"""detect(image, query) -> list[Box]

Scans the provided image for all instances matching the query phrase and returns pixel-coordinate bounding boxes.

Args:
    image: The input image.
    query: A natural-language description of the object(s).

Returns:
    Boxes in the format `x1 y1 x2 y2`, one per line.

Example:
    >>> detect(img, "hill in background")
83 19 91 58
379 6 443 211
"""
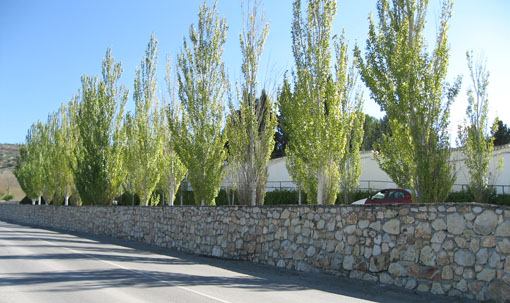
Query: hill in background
0 144 24 201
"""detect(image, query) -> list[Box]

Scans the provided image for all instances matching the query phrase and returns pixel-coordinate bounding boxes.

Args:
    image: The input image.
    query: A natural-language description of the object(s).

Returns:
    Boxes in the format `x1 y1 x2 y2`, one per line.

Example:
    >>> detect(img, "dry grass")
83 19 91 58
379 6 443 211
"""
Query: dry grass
0 144 24 201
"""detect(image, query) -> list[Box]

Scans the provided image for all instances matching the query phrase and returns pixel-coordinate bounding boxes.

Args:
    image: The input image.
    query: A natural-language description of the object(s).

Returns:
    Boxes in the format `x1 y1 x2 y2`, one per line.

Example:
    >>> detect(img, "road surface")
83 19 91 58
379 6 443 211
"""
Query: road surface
0 220 473 303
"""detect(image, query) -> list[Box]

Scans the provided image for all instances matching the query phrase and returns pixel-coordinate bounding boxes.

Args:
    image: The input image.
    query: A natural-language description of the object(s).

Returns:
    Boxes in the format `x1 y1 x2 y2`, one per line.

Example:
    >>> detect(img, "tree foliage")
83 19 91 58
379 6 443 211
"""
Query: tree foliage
170 0 229 206
14 125 44 204
280 0 363 205
355 0 460 203
362 114 389 151
74 49 128 205
52 101 78 205
159 98 187 206
339 108 365 204
226 1 276 206
457 51 499 203
124 35 164 206
492 119 510 147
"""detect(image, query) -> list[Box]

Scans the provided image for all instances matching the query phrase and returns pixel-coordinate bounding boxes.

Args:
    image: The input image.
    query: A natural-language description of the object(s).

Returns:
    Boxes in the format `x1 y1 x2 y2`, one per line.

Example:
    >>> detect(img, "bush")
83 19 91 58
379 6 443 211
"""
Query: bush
264 190 302 205
445 190 473 203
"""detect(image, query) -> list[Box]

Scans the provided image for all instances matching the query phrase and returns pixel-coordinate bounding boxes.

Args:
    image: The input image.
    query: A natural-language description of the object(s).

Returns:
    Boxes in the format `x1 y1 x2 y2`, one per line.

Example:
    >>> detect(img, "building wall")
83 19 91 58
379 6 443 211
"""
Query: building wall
1 204 509 302
261 144 510 194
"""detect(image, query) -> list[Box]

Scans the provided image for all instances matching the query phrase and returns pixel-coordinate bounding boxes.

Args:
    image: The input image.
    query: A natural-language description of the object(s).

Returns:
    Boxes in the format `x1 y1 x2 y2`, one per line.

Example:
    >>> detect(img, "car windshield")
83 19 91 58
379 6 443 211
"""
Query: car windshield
372 191 385 200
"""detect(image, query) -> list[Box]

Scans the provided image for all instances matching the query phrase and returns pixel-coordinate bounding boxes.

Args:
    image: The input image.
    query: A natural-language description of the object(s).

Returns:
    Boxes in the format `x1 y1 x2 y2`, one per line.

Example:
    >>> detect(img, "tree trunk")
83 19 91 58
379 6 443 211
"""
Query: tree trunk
201 199 204 206
31 199 36 205
38 195 41 205
65 196 69 206
250 182 257 206
298 187 302 205
169 187 174 206
317 172 325 205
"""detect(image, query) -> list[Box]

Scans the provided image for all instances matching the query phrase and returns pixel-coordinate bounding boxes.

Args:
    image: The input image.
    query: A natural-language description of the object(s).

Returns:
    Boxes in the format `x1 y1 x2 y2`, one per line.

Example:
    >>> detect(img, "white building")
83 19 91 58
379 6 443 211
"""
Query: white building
259 144 510 194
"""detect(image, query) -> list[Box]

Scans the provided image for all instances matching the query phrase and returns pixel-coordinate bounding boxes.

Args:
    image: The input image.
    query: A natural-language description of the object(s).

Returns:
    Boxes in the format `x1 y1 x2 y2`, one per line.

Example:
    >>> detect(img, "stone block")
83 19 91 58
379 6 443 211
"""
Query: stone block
431 231 446 244
470 238 480 253
343 255 355 270
400 245 418 262
379 273 394 284
358 219 369 229
447 213 465 235
474 210 498 235
420 266 441 281
455 279 468 292
369 221 381 231
477 268 496 282
382 219 400 235
442 265 454 280
405 278 417 289
416 222 432 239
368 254 390 272
476 248 489 264
343 225 356 234
496 220 510 237
417 282 431 292
497 238 510 254
372 245 381 256
431 282 444 295
454 249 475 267
420 246 436 266
437 250 451 266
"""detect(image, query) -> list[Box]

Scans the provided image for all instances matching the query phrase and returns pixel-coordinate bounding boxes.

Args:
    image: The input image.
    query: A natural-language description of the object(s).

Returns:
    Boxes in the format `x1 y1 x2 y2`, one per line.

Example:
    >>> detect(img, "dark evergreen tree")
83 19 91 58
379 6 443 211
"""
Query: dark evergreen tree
492 119 510 146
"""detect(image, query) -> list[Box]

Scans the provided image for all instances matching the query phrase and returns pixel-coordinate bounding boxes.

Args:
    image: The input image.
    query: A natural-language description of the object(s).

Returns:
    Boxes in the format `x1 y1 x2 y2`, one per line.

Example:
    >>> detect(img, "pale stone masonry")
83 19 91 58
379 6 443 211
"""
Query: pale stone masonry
0 203 509 302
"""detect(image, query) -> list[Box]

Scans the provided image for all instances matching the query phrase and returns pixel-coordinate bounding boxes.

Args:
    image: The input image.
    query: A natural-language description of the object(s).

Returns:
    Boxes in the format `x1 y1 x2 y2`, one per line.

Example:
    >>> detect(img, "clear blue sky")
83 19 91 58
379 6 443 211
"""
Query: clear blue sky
1 0 509 144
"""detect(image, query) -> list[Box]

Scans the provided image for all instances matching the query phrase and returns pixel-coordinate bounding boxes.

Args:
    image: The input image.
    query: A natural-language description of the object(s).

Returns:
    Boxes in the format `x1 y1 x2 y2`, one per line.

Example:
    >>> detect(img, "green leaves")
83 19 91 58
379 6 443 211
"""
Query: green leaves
74 49 128 205
124 35 165 206
226 1 276 206
457 51 499 203
281 0 363 205
171 0 229 206
356 0 458 203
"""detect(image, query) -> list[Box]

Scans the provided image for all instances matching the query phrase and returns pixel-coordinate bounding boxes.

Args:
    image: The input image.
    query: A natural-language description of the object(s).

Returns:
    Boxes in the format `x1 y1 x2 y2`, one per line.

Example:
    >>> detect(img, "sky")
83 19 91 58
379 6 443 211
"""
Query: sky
1 0 509 144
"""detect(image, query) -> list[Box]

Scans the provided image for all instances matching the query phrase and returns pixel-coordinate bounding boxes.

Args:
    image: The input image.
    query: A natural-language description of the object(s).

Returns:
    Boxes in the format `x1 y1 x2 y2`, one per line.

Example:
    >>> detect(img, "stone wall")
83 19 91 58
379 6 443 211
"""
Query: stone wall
0 203 509 302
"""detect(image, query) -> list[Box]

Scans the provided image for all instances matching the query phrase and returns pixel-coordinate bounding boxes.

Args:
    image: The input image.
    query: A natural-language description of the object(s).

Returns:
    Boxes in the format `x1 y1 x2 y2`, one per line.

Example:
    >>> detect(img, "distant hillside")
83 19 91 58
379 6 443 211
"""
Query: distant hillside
0 144 23 201
0 143 19 170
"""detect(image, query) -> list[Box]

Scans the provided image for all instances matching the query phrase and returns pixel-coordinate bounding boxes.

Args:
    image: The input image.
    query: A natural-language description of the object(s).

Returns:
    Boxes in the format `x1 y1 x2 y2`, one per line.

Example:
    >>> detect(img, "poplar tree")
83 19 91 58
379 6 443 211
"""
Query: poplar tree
170 0 229 206
355 0 461 203
280 0 362 205
159 89 187 206
74 49 128 205
339 106 365 204
457 51 499 203
50 101 77 205
14 145 38 205
15 122 47 205
40 119 56 204
226 1 276 206
122 114 137 205
125 35 164 206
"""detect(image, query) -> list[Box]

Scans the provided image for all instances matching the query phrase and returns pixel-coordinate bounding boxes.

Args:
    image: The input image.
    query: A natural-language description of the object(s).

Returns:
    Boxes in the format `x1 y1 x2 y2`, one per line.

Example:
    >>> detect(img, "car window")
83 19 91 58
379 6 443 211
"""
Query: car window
389 191 404 199
372 191 385 200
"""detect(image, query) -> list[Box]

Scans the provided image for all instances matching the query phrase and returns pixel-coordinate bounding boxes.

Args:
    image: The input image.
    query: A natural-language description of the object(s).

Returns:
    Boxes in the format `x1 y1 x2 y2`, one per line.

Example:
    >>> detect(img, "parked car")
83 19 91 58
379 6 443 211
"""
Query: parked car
351 188 412 205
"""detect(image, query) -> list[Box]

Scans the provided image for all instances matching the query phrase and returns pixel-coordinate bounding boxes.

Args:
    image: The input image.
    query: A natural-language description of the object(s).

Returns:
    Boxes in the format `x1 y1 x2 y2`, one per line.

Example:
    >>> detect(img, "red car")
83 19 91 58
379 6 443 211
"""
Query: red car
353 188 413 205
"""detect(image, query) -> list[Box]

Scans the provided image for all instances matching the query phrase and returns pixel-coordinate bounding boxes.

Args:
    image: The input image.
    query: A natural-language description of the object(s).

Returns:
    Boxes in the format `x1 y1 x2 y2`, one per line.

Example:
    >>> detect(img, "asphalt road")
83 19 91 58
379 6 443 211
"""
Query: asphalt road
0 220 474 303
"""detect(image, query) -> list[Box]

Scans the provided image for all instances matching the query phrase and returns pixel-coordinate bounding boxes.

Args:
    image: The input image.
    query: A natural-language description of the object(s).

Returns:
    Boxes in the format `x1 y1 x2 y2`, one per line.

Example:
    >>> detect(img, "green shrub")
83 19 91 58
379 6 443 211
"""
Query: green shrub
264 189 302 205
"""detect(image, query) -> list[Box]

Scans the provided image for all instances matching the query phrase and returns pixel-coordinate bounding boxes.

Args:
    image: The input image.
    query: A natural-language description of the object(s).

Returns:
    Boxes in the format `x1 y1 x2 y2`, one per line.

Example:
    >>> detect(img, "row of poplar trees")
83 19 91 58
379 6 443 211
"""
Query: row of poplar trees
15 0 496 206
